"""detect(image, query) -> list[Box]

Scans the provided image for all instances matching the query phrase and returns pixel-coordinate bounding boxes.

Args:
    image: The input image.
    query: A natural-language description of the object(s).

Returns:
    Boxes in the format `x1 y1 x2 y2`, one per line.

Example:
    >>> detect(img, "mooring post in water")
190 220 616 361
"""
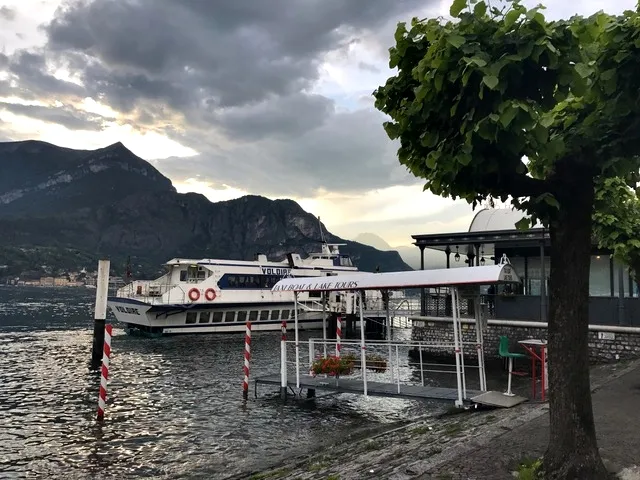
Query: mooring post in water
243 321 252 400
91 259 110 370
335 315 342 358
96 324 112 421
280 318 287 400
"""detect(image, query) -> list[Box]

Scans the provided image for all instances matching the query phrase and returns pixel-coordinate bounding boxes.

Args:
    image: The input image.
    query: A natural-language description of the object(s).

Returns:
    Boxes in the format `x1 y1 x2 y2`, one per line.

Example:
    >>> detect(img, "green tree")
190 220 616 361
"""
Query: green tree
374 1 640 478
593 177 640 286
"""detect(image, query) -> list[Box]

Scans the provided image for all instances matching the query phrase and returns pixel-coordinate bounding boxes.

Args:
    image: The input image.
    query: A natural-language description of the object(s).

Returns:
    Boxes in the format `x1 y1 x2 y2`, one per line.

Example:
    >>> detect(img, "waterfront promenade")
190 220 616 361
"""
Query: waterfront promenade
242 359 640 479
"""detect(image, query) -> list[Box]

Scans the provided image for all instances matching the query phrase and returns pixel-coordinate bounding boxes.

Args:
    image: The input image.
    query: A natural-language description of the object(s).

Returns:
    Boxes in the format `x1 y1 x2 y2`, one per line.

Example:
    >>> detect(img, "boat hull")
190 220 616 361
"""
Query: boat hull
107 297 327 336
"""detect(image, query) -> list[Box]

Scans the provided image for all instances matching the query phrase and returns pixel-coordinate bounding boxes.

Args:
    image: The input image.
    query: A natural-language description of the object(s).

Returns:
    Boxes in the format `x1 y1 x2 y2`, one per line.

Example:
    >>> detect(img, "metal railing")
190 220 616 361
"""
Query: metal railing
279 336 486 406
114 281 191 305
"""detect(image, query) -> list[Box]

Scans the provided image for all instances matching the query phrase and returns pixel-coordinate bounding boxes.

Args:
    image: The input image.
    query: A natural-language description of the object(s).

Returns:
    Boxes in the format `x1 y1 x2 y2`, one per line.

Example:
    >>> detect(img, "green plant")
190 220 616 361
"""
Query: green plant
307 461 329 472
443 422 463 436
516 457 543 479
363 439 382 451
410 425 432 435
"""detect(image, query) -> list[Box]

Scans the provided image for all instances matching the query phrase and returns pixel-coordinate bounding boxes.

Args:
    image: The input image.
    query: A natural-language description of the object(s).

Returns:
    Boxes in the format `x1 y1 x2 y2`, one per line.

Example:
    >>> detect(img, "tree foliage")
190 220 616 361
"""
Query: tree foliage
373 0 640 226
593 177 640 280
373 1 640 478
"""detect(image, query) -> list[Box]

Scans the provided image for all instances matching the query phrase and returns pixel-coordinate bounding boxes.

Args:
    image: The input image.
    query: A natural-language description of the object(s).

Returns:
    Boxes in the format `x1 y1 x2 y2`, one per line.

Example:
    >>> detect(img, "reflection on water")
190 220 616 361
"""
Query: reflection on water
0 287 441 479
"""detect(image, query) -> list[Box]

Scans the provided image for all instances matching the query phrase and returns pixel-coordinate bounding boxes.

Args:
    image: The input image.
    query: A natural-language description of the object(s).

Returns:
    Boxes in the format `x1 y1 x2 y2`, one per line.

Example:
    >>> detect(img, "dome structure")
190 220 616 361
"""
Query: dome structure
468 208 542 233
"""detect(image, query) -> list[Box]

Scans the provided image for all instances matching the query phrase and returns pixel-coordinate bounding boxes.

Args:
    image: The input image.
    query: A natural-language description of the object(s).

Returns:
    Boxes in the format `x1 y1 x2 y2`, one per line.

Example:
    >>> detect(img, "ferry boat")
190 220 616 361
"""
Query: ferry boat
107 243 386 336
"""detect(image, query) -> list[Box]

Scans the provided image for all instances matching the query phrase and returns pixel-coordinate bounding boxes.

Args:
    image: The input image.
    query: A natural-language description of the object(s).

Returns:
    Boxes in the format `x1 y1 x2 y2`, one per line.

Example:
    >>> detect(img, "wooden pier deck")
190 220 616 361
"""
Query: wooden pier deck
255 374 481 403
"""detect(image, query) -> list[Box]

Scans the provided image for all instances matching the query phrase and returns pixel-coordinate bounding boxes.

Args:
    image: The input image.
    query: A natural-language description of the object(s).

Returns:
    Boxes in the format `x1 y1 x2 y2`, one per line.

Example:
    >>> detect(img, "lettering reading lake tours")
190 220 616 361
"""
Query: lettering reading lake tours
262 267 291 276
115 305 140 315
272 280 360 292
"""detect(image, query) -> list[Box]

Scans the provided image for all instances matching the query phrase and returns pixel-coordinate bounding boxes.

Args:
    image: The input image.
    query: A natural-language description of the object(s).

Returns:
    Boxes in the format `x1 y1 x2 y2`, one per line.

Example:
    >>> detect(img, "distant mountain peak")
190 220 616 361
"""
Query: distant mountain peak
354 232 392 251
94 141 134 156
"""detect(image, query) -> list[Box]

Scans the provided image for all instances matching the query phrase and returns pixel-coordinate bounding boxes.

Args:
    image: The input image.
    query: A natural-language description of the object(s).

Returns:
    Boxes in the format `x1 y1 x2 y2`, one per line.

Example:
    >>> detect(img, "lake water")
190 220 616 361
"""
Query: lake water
0 287 441 479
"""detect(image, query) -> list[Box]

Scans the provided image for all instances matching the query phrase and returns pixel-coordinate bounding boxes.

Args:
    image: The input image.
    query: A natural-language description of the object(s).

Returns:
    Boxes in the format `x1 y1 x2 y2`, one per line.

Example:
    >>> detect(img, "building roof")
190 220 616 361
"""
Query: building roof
271 264 520 292
468 208 542 233
412 208 546 254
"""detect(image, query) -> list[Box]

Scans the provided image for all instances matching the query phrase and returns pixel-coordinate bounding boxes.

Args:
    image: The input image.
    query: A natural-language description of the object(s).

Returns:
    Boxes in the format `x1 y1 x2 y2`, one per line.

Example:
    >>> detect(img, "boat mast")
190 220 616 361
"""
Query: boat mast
318 216 326 244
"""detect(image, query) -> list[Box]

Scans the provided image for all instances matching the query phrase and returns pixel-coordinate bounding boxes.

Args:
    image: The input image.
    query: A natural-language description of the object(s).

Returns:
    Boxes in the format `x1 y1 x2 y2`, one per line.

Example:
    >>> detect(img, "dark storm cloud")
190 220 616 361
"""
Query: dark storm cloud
152 108 415 196
44 0 418 110
0 5 16 21
0 102 113 131
212 93 335 140
2 0 435 193
2 51 85 100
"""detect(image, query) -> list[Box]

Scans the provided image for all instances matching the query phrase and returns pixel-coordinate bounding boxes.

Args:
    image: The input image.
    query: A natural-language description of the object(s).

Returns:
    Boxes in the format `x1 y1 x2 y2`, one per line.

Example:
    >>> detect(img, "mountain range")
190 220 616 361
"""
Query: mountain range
0 140 411 278
352 233 449 270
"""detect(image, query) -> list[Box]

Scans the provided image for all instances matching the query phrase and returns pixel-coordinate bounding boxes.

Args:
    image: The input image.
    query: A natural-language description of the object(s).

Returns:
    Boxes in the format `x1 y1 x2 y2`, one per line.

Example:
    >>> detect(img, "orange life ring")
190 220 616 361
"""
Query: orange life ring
205 288 217 301
188 288 200 302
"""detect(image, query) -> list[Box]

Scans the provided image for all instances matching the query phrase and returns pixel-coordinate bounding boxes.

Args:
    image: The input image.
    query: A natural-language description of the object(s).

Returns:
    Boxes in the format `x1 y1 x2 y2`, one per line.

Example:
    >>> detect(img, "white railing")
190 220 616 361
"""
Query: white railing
279 337 486 406
115 282 189 305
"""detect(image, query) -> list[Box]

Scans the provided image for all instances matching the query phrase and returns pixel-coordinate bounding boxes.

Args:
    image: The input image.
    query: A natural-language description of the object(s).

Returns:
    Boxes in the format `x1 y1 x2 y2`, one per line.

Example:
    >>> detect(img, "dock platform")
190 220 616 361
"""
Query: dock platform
255 374 482 403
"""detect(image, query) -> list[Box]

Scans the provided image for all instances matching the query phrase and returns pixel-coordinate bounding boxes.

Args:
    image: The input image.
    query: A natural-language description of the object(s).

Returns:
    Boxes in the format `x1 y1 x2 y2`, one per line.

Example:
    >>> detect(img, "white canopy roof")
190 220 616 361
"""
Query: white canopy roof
271 264 520 293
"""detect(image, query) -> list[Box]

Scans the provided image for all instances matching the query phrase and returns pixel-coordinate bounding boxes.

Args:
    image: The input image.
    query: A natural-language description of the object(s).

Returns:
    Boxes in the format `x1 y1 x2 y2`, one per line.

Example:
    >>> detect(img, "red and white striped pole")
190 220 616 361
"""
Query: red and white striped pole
336 315 342 358
243 322 252 399
96 324 112 421
280 319 288 400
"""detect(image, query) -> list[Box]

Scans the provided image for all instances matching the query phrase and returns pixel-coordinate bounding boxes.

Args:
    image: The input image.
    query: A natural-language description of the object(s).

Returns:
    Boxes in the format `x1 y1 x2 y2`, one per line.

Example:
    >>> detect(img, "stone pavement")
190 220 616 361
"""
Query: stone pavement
420 359 640 479
239 359 640 480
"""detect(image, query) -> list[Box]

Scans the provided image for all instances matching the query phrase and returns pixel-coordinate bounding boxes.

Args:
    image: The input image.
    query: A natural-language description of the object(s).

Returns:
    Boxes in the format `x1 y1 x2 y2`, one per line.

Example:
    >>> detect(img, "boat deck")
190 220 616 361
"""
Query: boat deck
255 374 481 403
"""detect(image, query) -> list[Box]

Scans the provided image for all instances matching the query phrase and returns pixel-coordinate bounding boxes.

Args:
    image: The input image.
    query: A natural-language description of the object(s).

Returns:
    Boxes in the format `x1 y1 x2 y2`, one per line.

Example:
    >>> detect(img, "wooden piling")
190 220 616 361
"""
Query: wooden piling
91 259 110 370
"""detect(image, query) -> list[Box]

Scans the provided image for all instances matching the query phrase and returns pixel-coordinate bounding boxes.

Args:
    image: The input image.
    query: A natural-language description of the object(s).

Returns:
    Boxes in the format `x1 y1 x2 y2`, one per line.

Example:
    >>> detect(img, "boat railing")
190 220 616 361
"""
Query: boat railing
116 281 189 304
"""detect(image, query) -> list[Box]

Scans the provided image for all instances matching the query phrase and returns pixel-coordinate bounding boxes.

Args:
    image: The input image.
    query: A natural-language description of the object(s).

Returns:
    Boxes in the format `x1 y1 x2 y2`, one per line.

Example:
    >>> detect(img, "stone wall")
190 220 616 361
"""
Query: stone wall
410 317 640 363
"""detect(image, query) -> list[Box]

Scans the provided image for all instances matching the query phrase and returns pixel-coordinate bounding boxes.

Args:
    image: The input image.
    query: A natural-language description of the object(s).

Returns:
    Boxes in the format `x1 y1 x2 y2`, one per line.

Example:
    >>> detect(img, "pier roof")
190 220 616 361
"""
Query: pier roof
271 264 519 292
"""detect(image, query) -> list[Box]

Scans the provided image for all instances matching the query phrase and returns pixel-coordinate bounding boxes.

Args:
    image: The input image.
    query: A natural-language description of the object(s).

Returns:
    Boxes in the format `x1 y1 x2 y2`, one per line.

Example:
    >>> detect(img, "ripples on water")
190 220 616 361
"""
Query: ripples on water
0 286 441 479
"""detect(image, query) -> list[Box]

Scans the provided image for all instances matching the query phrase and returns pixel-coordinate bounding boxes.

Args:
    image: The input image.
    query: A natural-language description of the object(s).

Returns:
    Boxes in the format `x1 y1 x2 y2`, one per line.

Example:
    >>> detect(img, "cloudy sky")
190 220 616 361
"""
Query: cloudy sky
0 0 634 248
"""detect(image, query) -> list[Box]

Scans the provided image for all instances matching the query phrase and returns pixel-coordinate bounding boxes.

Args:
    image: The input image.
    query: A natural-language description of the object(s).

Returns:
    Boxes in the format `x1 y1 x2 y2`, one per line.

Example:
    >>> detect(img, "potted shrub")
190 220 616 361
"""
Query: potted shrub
310 355 354 378
342 352 388 372
366 353 388 373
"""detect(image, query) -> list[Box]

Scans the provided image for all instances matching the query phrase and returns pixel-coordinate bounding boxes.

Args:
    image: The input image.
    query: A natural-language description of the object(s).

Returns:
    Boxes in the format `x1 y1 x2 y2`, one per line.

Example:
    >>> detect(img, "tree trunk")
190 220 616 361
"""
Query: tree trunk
543 172 611 479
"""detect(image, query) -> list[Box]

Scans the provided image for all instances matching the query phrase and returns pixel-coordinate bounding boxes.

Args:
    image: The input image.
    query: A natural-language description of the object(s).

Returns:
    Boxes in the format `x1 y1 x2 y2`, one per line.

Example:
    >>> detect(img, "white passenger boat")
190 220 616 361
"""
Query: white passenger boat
107 243 387 336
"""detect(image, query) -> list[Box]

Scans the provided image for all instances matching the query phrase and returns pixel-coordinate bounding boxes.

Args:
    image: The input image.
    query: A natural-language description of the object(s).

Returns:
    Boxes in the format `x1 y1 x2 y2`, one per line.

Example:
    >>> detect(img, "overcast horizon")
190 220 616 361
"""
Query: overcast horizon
0 0 634 248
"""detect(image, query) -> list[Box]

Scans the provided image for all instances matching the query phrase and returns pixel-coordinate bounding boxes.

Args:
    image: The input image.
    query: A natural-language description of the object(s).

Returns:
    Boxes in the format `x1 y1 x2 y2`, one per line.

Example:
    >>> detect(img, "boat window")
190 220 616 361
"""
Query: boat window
199 312 211 323
212 311 224 322
197 270 206 279
340 256 353 267
237 311 247 322
179 270 187 281
272 310 280 320
309 290 321 298
281 310 290 320
249 310 258 321
260 310 269 321
224 274 287 289
187 265 199 282
186 312 197 324
224 312 235 322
